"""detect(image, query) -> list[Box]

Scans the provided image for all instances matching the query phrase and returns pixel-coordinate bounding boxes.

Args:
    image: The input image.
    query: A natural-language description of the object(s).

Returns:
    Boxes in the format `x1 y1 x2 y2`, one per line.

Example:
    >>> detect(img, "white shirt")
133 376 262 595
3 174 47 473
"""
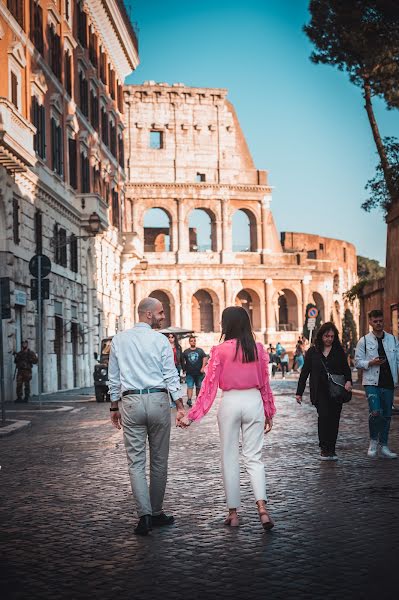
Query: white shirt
107 323 182 402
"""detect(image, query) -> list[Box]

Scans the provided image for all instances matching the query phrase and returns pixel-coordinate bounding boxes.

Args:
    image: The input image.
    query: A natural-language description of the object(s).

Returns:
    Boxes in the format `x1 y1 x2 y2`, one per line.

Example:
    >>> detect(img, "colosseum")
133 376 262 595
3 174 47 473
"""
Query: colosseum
121 82 358 350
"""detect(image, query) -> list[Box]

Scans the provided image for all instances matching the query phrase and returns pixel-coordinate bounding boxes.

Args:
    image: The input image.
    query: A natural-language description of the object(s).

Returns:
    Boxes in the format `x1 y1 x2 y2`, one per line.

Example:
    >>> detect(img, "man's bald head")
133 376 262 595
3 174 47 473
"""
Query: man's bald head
137 297 165 329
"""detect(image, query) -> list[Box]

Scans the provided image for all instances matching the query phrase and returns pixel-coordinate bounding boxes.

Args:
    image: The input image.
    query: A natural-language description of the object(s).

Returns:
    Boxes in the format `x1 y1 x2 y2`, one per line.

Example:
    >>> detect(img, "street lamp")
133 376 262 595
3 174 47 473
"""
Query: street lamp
50 212 102 248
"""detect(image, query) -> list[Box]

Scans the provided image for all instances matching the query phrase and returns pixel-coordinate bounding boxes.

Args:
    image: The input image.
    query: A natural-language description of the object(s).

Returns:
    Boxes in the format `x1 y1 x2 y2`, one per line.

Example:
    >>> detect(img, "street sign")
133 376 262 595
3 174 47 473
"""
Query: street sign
29 254 51 279
0 277 11 319
307 306 319 319
31 278 50 301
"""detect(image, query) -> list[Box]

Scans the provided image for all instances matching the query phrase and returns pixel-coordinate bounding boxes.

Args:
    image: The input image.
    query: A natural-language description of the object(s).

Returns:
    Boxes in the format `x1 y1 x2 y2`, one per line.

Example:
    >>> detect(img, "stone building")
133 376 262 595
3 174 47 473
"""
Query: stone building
0 0 139 399
122 82 358 350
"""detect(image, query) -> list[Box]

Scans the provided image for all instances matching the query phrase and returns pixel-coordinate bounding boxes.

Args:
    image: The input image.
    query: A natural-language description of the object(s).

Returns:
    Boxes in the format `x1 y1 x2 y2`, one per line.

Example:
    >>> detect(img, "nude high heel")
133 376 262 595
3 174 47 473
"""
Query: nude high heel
256 500 274 530
224 510 240 527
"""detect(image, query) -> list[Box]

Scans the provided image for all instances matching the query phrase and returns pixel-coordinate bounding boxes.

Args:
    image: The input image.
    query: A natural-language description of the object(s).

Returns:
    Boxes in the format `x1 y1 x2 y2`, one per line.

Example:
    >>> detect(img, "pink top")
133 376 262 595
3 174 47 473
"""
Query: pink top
187 340 276 421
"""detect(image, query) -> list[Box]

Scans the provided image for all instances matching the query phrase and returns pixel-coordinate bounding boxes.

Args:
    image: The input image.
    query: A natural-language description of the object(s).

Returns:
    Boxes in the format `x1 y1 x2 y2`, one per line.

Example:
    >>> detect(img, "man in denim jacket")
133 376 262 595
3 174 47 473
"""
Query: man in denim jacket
355 309 399 459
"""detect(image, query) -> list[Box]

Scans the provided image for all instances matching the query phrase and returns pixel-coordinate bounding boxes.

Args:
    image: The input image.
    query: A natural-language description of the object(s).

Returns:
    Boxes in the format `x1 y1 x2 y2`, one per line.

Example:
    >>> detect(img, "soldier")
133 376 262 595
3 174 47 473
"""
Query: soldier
14 341 38 403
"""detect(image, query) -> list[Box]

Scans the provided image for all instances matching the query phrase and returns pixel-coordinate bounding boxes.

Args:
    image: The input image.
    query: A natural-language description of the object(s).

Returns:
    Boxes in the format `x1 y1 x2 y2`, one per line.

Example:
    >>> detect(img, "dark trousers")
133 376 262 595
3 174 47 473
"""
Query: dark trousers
316 388 342 454
16 370 32 401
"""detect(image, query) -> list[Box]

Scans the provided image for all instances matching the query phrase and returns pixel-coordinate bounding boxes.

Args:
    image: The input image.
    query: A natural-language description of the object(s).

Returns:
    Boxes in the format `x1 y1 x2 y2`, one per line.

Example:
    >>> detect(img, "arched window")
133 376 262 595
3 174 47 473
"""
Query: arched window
235 289 261 330
312 292 325 323
192 290 214 332
144 208 171 252
149 290 172 327
333 274 340 293
277 289 298 331
188 209 216 252
232 209 257 252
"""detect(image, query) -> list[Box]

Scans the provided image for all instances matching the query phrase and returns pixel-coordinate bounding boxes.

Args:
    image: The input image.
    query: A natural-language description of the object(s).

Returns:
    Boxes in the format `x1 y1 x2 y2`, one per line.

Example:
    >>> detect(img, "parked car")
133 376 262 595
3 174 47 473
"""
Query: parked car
93 337 112 402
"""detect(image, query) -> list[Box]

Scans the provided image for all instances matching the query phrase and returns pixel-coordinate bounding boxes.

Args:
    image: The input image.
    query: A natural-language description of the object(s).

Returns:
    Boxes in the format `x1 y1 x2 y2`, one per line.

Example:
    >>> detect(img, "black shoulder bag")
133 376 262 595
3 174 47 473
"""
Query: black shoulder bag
320 354 352 404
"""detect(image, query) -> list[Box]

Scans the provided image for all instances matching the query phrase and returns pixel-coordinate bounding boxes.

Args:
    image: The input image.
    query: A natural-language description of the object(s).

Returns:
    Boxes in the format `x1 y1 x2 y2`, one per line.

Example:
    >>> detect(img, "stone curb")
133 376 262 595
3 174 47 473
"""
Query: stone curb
6 406 75 414
0 420 31 438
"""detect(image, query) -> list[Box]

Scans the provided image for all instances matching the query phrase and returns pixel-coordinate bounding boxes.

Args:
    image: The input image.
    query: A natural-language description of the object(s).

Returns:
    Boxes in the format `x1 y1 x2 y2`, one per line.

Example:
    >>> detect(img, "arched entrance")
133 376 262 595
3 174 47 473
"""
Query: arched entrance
277 289 298 331
312 292 325 323
188 209 217 252
232 209 257 252
144 208 172 252
192 290 214 332
149 290 172 327
235 289 261 330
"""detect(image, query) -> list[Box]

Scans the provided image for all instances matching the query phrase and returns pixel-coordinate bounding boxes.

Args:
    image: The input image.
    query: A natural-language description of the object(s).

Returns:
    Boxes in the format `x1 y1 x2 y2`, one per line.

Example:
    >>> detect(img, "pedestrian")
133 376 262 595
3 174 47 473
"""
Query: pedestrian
167 333 183 376
179 306 276 530
354 309 399 459
182 336 207 407
14 340 38 403
292 338 303 371
268 347 278 378
280 351 290 379
295 322 352 461
108 297 186 536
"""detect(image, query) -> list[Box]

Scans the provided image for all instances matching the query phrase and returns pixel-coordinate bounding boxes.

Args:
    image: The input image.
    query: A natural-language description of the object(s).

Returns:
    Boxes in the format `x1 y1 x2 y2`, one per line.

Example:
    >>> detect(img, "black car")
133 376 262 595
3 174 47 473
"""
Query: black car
93 337 112 402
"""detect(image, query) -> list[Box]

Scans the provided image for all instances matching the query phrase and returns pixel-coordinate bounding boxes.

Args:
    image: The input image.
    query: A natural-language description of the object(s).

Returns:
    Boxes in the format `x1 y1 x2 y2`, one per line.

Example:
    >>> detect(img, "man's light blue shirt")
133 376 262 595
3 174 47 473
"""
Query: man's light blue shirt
107 323 182 402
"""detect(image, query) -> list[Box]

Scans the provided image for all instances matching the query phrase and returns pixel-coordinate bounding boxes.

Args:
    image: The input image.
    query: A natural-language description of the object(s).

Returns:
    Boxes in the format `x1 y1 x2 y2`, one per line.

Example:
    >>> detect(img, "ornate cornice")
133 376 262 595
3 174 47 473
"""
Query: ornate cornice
125 182 272 193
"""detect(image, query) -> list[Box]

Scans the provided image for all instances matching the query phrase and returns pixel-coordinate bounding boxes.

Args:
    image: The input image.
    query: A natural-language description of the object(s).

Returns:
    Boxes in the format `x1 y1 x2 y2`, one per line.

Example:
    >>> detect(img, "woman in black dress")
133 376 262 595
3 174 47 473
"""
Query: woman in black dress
295 322 352 461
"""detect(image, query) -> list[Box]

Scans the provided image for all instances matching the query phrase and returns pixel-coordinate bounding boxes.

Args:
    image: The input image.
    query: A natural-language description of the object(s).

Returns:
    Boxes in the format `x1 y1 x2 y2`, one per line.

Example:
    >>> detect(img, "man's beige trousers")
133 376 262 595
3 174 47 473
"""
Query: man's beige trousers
121 392 171 517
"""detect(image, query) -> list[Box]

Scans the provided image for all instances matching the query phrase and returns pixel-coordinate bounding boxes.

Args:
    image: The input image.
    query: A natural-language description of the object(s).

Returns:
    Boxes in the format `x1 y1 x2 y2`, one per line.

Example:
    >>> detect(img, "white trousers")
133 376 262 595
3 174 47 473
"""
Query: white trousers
217 388 267 508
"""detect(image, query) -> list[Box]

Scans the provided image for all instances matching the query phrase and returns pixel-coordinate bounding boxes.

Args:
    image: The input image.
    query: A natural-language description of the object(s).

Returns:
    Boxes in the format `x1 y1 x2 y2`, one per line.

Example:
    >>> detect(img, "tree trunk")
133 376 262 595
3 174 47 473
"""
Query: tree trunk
363 78 398 203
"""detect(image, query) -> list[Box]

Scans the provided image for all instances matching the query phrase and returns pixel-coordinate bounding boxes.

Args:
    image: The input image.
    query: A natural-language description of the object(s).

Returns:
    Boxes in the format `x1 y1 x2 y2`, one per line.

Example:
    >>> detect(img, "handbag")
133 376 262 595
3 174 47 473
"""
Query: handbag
320 355 352 404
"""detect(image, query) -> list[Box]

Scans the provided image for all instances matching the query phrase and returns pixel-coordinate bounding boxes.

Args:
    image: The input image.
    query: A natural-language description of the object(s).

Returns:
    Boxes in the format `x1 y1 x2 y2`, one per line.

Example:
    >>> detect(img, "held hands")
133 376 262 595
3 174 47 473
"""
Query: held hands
264 417 273 434
175 407 186 428
178 416 192 428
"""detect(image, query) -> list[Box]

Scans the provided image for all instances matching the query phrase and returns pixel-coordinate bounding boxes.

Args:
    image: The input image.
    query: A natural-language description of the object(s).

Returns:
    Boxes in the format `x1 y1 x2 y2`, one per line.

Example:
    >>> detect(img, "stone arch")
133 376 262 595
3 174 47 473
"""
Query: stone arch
312 291 325 322
333 273 340 293
144 207 172 252
232 208 257 252
192 289 219 332
277 288 299 331
149 289 174 327
235 288 261 330
188 208 217 252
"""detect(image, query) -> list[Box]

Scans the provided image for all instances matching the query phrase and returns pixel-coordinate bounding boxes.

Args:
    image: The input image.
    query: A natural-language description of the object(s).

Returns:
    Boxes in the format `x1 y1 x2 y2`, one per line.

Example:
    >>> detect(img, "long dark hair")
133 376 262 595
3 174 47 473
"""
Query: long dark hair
314 322 342 352
221 306 258 363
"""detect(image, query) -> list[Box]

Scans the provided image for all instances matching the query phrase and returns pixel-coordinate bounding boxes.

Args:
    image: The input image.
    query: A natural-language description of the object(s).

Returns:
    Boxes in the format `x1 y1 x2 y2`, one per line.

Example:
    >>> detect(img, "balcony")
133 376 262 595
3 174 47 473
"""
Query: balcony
75 193 109 230
0 98 36 171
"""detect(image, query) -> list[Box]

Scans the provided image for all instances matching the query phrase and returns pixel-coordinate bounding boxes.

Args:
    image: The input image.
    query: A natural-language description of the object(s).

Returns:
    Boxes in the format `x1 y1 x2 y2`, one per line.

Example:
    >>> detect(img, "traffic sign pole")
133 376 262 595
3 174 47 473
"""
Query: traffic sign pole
0 283 5 425
37 256 42 410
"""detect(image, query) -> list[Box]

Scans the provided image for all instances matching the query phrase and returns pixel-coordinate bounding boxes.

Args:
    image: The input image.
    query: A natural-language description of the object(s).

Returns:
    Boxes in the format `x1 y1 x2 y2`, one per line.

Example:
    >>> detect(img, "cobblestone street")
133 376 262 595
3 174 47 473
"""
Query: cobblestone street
1 380 399 600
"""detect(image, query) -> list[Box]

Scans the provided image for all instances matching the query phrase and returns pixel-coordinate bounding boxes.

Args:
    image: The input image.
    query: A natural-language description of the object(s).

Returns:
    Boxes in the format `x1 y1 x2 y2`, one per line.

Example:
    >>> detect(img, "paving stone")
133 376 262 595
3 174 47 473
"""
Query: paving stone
0 381 398 599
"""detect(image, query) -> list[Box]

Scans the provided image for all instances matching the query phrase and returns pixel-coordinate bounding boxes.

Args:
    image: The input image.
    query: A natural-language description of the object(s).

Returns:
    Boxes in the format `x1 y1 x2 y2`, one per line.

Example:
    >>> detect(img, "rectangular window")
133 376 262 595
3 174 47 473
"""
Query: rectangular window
11 71 18 109
149 130 163 149
48 25 62 80
108 65 115 100
70 235 78 273
307 250 317 259
34 210 42 254
77 2 87 47
112 190 119 229
117 83 124 113
100 50 107 85
343 247 347 262
65 0 70 22
7 0 24 28
89 30 98 67
196 173 206 182
64 52 72 96
13 196 20 245
51 118 63 177
319 243 324 251
68 137 77 189
110 122 117 157
29 0 43 54
54 224 67 267
79 72 89 117
101 107 109 146
118 134 124 169
80 152 90 193
90 89 99 130
32 97 46 159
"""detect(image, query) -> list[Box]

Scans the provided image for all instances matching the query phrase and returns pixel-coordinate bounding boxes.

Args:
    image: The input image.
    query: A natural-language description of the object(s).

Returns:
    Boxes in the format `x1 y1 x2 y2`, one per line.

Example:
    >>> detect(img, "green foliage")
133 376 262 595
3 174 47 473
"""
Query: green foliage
357 255 386 279
303 303 322 341
362 137 399 214
304 1 399 105
342 308 358 353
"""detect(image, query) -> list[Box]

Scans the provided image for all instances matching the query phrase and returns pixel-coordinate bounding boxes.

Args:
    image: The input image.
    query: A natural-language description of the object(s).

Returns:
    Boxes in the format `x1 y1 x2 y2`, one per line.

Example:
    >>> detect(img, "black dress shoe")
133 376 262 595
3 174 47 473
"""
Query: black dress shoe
134 515 152 536
151 513 174 527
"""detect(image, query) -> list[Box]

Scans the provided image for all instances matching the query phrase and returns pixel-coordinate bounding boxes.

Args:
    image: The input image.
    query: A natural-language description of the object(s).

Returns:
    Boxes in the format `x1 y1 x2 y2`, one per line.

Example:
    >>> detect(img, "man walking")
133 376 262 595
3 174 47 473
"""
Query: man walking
182 336 207 407
355 309 399 459
108 297 186 535
14 340 38 403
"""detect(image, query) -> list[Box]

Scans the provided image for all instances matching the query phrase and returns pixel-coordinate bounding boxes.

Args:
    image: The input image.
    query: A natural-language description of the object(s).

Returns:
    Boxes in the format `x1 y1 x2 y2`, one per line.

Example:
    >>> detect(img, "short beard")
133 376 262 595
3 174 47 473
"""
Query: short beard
151 316 162 330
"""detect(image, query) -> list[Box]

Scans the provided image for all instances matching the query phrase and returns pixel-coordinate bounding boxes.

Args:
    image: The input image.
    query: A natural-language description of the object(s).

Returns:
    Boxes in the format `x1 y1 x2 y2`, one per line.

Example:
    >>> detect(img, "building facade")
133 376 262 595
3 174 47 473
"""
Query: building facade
0 0 139 399
122 82 358 351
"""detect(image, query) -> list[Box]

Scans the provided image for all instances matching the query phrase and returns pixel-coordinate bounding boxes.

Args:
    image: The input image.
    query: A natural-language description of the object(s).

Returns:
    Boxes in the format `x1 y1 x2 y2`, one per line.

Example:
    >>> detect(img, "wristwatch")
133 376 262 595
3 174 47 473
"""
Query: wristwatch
110 406 119 412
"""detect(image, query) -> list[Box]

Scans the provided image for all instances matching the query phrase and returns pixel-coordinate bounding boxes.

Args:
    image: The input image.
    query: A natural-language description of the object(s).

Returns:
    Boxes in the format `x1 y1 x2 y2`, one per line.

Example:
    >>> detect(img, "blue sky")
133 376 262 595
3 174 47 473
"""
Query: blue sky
125 0 399 265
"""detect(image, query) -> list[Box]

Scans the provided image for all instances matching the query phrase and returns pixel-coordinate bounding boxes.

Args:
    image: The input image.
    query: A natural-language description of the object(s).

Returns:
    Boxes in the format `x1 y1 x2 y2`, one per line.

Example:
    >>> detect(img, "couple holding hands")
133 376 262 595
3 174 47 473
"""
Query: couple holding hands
108 297 276 536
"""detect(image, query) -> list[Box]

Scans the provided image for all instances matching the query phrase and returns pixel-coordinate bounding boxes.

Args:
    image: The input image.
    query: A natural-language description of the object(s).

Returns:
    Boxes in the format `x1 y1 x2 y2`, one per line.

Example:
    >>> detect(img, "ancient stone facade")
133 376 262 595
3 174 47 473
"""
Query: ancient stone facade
0 0 139 399
122 82 359 351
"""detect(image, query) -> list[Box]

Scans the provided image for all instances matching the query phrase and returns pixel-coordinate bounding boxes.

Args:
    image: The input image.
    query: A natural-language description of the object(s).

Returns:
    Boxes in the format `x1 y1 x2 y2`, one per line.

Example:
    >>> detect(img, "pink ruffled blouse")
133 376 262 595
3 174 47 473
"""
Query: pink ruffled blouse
187 340 276 421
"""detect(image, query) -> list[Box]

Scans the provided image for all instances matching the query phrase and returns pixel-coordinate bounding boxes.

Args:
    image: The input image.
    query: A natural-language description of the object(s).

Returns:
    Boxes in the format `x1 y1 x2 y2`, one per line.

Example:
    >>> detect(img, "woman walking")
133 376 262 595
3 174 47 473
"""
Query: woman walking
295 322 352 460
180 306 276 530
167 333 183 376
